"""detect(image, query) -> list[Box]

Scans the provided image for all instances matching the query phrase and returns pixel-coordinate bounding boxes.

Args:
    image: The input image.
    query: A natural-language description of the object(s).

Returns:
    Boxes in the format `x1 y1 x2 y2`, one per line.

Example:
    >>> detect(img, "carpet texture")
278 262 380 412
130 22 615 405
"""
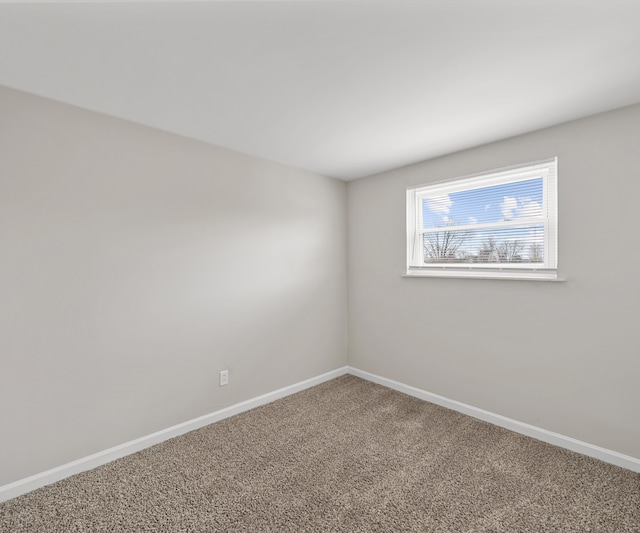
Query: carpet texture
1 375 639 532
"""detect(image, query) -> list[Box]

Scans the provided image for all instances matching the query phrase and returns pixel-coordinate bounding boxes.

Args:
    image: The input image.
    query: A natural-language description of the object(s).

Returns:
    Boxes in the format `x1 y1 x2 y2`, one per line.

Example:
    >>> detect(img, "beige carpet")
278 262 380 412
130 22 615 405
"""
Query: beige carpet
1 375 639 532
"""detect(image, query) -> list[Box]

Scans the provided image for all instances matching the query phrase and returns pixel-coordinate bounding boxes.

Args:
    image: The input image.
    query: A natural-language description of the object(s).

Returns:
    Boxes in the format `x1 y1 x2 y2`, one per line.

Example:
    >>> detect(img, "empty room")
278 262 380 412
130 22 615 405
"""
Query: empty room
1 1 639 531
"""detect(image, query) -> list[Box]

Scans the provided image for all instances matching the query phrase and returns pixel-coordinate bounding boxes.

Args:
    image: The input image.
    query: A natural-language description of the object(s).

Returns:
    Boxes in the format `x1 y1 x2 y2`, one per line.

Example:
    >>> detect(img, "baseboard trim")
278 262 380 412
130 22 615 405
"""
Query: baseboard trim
0 366 349 503
3 364 637 503
347 366 640 473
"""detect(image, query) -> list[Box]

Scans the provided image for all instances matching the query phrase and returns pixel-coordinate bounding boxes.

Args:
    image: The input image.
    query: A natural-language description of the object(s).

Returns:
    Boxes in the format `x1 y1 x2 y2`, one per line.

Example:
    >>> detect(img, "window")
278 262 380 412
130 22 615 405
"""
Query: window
406 158 558 280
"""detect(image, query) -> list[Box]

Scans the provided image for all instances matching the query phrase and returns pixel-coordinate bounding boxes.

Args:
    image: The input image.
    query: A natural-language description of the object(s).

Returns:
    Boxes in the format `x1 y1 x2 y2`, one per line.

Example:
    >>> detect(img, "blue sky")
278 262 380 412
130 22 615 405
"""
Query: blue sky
420 177 545 261
422 177 543 229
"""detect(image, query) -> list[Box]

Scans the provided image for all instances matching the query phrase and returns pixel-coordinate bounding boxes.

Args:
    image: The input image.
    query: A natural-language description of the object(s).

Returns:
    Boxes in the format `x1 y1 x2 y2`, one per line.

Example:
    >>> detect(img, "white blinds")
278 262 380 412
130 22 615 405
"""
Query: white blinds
407 158 557 275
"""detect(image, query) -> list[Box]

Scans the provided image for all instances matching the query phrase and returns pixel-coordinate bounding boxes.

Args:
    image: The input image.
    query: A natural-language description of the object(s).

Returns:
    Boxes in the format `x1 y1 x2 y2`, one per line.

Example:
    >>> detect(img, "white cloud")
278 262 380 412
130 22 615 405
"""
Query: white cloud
468 216 478 224
442 215 453 225
517 200 542 218
501 196 518 219
426 194 452 214
502 196 542 220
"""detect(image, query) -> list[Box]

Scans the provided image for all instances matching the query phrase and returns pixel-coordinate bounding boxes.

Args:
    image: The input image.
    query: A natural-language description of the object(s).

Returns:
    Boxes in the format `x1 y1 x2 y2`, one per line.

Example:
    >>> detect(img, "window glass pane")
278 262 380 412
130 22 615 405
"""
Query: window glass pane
422 225 544 264
421 177 543 229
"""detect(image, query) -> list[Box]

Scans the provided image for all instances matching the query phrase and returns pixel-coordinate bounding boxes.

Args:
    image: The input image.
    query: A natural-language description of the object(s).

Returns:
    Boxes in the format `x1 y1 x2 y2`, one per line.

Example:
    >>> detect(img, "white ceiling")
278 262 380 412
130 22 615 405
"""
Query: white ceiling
1 1 640 180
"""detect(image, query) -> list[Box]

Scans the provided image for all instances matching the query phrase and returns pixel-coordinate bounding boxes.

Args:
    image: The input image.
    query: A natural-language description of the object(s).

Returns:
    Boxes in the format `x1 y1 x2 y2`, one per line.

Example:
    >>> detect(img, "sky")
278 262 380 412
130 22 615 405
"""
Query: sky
421 177 545 262
422 177 543 229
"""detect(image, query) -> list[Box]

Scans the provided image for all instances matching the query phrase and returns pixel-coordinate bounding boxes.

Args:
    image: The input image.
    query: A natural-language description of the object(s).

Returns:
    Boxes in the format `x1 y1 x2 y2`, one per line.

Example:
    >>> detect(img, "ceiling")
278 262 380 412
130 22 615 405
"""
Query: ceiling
1 1 640 180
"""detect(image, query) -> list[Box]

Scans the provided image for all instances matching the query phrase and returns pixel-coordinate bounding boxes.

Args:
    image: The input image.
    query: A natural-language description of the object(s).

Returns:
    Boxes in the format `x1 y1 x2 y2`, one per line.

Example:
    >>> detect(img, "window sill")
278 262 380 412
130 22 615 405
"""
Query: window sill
403 270 566 281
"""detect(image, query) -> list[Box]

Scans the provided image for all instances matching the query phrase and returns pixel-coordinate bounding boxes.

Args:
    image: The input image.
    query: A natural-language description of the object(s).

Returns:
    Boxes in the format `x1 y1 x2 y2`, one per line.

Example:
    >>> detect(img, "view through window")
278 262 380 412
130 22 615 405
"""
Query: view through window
406 158 557 279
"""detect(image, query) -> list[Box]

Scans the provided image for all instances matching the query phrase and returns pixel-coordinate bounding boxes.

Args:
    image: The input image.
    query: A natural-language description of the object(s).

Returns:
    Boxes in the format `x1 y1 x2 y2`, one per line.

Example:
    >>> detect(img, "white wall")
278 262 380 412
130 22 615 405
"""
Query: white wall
0 86 347 486
3 83 638 489
348 103 640 459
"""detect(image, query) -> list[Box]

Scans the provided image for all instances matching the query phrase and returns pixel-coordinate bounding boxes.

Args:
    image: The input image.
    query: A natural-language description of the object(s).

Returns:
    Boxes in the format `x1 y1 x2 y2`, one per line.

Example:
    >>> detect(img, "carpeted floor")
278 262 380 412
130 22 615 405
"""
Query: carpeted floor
1 375 639 532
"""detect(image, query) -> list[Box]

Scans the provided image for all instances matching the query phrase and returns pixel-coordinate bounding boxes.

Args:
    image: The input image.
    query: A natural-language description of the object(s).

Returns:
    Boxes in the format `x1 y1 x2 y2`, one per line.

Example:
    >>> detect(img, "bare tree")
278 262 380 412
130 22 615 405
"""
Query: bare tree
477 236 498 263
528 243 543 263
423 228 467 263
497 240 524 263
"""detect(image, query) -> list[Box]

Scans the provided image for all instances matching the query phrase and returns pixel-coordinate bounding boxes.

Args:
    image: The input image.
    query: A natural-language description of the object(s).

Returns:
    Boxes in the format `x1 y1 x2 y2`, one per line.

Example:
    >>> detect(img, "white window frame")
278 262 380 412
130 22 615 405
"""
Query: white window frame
406 158 558 280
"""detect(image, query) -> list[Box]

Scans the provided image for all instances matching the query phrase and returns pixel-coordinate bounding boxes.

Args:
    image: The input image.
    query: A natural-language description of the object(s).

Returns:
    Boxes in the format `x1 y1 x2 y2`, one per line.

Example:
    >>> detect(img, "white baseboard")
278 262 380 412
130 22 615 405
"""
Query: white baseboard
347 366 640 474
3 364 637 504
0 366 349 503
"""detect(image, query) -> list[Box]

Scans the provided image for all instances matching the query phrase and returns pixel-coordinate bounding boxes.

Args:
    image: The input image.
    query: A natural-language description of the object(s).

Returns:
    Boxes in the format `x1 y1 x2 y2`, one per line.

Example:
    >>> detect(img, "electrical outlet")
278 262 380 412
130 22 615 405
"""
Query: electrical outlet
219 369 229 387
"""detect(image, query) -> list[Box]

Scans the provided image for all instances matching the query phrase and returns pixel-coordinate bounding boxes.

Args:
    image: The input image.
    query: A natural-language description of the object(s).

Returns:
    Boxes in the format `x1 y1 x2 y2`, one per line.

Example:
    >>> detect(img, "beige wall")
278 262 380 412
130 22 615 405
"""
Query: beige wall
348 103 640 458
3 83 638 488
0 86 347 486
